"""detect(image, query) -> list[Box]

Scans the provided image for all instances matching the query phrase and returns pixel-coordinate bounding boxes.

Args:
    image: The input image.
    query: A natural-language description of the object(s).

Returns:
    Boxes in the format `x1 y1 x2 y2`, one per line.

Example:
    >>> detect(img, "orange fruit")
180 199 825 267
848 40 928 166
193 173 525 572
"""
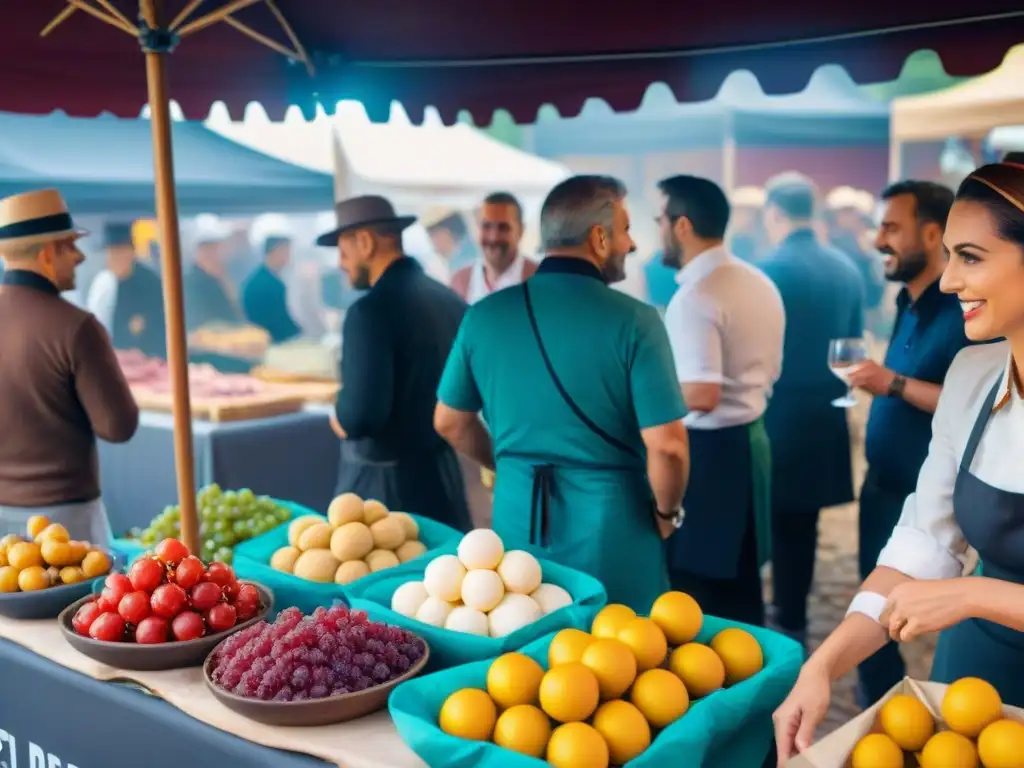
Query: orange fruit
546 722 609 768
581 638 637 699
919 730 979 768
590 604 636 639
438 688 497 741
487 652 545 709
977 719 1024 768
493 704 551 758
630 668 689 729
650 591 703 645
710 628 763 685
941 677 1003 739
617 617 668 671
26 515 50 540
7 542 43 571
878 693 935 751
850 733 904 768
539 663 600 723
548 628 594 667
669 642 725 698
592 700 651 764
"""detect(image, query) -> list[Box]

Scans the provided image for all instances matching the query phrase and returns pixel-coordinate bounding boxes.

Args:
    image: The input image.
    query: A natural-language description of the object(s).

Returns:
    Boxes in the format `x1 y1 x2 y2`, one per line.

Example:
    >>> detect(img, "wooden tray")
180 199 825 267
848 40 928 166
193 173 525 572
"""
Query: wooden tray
131 386 306 423
250 365 336 385
263 381 340 405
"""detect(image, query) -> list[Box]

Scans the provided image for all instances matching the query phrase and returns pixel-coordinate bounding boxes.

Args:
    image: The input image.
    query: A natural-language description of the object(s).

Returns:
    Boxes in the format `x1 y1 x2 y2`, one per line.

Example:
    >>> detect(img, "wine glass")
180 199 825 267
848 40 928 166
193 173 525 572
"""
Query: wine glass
828 338 868 408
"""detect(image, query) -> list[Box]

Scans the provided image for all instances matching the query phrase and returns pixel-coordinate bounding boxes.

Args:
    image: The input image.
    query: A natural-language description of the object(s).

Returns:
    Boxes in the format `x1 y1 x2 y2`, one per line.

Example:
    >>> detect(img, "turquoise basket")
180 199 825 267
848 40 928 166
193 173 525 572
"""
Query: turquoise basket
346 540 607 671
233 513 461 616
110 498 314 569
390 619 803 768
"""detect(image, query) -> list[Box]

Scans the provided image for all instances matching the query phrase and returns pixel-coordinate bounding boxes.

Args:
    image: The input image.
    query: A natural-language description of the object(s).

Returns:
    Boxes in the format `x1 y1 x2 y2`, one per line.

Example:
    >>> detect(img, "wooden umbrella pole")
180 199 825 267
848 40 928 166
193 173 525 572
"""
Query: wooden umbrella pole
141 0 200 557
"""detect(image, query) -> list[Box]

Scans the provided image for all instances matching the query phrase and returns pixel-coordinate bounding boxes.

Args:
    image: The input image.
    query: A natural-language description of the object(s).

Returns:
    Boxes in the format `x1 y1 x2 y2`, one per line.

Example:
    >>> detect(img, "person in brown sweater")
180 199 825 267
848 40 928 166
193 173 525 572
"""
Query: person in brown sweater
0 189 139 546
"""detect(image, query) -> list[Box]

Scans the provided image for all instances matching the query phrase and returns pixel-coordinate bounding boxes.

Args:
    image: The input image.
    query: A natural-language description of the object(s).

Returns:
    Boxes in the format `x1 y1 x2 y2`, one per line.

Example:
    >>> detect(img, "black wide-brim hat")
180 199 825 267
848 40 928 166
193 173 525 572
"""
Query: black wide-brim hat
315 195 416 247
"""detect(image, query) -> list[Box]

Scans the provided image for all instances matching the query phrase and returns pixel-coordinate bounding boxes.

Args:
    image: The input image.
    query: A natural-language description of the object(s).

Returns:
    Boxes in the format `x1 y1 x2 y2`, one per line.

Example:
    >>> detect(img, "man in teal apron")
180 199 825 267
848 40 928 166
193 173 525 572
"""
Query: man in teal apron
434 175 690 612
657 176 783 626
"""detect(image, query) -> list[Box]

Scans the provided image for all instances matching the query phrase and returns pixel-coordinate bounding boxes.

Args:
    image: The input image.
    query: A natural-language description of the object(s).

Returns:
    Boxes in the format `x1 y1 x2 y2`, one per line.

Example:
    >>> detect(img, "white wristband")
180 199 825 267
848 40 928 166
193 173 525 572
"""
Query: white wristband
846 591 887 623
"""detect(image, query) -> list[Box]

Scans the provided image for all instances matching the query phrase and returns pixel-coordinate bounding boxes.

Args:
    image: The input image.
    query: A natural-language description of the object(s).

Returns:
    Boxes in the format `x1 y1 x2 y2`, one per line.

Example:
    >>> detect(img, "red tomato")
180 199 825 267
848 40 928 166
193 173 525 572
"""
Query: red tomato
95 595 117 613
189 581 222 612
174 556 204 590
104 573 133 595
88 612 126 642
171 611 206 641
205 562 235 588
222 581 240 602
155 538 190 567
135 616 170 644
150 583 188 618
206 603 237 633
234 584 261 620
118 591 151 625
129 557 164 593
72 601 102 636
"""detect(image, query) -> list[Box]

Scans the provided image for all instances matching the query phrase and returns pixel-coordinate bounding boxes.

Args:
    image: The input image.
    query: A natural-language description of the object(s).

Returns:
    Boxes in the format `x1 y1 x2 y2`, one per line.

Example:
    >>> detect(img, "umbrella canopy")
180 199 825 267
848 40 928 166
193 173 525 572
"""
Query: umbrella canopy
5 1 1024 122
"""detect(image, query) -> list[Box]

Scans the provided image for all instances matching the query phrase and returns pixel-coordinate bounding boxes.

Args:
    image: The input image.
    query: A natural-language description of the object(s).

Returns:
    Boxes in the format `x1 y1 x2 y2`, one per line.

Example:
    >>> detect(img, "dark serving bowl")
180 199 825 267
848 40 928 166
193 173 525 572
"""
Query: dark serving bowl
58 582 273 671
202 635 430 727
0 574 108 620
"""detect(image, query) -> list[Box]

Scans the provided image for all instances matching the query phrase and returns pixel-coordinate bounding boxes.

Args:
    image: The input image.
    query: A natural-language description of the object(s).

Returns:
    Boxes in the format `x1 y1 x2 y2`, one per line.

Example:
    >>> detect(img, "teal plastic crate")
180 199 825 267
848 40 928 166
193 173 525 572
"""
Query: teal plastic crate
233 512 461 616
346 539 607 671
390 619 803 768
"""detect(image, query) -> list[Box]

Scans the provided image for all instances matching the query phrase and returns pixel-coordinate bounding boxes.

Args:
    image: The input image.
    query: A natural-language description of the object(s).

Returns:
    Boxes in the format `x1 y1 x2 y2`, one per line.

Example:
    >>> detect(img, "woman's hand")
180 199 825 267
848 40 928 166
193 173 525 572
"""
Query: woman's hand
880 578 971 642
773 662 832 765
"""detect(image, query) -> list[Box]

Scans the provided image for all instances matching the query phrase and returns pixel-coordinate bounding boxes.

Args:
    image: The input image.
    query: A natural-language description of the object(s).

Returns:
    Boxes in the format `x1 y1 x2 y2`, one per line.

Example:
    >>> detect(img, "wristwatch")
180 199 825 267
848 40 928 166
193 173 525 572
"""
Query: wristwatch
888 374 907 399
656 507 685 529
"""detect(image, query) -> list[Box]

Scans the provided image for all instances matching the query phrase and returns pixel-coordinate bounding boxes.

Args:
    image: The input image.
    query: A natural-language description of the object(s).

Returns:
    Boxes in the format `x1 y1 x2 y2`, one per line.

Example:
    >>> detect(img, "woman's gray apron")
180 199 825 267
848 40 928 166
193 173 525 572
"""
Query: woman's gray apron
0 499 112 546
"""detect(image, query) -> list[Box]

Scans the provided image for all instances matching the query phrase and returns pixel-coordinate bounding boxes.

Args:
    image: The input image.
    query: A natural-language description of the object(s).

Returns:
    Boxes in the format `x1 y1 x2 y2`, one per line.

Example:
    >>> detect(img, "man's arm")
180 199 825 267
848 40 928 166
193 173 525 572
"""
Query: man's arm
434 310 494 467
434 405 495 470
334 303 393 439
72 315 140 443
847 362 942 414
664 292 723 413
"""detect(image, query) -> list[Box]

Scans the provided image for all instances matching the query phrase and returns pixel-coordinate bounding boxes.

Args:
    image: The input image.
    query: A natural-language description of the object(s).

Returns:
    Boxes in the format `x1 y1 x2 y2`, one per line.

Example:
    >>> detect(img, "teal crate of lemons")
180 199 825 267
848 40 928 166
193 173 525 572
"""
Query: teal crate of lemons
389 618 803 768
346 540 607 671
233 513 461 616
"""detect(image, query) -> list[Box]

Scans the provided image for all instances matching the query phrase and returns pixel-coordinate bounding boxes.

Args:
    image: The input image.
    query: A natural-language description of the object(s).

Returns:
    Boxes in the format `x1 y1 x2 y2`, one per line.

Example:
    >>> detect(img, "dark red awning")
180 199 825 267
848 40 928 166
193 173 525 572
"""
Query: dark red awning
5 1 1024 122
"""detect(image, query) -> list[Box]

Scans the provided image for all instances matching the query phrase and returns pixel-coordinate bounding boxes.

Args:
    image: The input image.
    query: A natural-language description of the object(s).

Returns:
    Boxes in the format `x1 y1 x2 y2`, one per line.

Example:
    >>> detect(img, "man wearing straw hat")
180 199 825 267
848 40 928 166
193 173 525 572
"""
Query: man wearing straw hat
317 195 472 532
0 189 139 545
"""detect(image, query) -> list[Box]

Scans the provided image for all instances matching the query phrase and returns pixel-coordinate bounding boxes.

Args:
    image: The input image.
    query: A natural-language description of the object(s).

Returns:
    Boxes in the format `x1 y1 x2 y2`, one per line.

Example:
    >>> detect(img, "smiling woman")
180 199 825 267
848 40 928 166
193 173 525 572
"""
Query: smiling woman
771 160 1024 764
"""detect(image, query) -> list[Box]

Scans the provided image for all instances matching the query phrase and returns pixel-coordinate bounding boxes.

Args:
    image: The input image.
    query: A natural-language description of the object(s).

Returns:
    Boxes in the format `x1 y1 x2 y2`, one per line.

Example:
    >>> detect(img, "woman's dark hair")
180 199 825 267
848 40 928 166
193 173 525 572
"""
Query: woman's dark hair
955 163 1024 248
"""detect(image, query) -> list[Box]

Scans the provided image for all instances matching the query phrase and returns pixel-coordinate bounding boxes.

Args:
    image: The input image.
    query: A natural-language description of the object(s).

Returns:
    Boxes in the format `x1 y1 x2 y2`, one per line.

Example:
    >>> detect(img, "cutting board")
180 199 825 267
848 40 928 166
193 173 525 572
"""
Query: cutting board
131 386 306 423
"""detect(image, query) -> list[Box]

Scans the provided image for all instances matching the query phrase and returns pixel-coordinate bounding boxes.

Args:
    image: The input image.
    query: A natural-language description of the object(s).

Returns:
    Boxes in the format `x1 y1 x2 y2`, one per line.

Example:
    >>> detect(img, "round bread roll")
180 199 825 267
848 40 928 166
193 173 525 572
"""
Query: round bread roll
395 540 427 563
390 512 419 540
330 522 374 562
270 545 302 573
370 516 407 550
363 499 389 525
327 493 364 527
365 549 400 572
335 560 371 584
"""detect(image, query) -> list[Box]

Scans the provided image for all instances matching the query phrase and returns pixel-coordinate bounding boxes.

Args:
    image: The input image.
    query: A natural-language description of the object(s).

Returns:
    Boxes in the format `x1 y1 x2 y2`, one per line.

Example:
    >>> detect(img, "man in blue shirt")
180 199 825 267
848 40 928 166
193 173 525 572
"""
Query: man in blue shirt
845 180 968 703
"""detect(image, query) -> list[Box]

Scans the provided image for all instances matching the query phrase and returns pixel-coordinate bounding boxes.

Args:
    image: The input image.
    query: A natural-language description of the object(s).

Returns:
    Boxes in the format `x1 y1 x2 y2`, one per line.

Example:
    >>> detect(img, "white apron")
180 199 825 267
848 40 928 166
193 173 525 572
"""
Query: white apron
0 498 112 547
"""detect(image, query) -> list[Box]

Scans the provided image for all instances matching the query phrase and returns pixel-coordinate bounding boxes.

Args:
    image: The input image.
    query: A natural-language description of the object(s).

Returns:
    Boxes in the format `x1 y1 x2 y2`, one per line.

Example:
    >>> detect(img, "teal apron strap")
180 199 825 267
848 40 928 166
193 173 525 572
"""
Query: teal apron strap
747 418 772 568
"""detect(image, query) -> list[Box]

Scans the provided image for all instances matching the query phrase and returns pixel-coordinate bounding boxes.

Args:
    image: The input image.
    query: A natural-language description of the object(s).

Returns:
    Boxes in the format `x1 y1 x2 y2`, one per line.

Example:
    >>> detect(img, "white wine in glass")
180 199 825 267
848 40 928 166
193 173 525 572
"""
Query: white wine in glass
828 337 868 408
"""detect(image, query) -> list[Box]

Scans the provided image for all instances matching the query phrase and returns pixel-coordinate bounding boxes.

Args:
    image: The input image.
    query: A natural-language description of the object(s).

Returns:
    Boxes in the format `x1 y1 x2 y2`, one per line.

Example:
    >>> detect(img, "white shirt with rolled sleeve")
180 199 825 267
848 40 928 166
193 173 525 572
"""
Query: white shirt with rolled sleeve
848 341 1022 620
663 246 785 430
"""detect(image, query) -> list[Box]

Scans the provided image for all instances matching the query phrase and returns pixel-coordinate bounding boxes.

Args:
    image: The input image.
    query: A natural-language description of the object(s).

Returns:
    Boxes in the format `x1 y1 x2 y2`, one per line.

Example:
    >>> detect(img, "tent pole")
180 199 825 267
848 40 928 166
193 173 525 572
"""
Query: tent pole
141 0 200 557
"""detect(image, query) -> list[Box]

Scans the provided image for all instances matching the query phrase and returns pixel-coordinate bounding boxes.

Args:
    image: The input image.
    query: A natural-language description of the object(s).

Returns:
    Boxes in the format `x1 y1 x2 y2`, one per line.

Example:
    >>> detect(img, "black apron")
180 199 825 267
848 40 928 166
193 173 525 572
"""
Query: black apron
111 264 166 359
930 373 1024 705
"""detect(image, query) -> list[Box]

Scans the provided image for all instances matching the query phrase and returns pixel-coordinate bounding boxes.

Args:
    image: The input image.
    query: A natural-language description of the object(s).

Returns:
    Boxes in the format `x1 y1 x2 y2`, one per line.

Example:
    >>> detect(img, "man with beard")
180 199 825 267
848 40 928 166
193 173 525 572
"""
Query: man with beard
183 223 243 331
450 192 538 304
317 195 472 533
844 180 970 703
433 175 690 611
658 176 784 624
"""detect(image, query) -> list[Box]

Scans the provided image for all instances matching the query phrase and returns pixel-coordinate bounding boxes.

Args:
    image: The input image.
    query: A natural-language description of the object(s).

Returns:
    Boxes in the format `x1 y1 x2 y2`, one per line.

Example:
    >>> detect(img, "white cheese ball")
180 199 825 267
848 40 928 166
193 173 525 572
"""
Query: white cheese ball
457 528 505 570
530 583 573 615
444 606 490 636
487 592 542 638
460 568 505 613
496 550 543 594
423 554 466 602
391 581 429 618
415 596 455 627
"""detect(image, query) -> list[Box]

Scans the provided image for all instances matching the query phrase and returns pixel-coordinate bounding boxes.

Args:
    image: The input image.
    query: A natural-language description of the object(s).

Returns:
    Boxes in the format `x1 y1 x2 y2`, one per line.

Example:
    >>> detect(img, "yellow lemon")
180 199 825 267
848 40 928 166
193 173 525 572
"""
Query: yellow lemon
878 693 935 751
919 730 979 768
978 719 1024 768
592 699 651 764
546 722 609 768
650 591 703 645
25 516 50 540
710 628 763 685
630 668 689 729
0 566 19 593
591 604 636 639
41 539 75 568
539 663 600 723
438 688 497 741
59 566 86 585
548 628 594 666
81 550 112 578
581 638 637 699
487 652 545 709
493 704 551 758
850 733 904 768
7 542 43 571
669 643 725 698
617 617 668 671
942 677 1003 739
0 534 23 556
35 523 69 544
17 566 50 592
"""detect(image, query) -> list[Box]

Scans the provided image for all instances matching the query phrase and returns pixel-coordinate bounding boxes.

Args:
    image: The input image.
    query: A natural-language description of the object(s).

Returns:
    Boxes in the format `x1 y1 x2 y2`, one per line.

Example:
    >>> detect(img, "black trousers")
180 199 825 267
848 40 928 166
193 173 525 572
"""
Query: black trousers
770 507 821 633
857 468 910 703
668 505 764 626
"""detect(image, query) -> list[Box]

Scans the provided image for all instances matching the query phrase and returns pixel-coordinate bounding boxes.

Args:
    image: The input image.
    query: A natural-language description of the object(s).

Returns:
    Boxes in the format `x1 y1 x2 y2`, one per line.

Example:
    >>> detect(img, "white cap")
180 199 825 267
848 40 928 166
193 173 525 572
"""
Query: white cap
825 186 874 215
194 213 231 243
730 186 766 208
249 213 292 250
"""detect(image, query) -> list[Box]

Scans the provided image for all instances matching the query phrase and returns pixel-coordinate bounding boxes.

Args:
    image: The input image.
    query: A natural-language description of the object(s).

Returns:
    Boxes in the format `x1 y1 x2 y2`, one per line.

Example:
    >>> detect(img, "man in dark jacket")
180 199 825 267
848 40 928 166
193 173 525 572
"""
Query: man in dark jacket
758 173 865 646
241 234 302 343
317 195 471 532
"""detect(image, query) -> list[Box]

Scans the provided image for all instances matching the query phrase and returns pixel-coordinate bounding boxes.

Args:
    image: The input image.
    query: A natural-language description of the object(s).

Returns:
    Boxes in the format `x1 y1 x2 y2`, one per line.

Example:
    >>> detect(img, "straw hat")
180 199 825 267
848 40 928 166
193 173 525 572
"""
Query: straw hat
0 189 88 249
730 187 767 208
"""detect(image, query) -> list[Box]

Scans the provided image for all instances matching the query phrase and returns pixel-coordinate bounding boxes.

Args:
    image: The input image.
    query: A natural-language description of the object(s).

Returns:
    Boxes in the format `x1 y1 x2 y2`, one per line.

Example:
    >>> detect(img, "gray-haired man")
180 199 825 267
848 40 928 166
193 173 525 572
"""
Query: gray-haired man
434 174 690 611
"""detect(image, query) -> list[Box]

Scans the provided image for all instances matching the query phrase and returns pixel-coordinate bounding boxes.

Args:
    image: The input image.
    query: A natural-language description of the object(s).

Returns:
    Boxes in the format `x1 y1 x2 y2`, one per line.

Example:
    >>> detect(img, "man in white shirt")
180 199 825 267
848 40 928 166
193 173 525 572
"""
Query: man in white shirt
449 192 538 304
659 175 785 625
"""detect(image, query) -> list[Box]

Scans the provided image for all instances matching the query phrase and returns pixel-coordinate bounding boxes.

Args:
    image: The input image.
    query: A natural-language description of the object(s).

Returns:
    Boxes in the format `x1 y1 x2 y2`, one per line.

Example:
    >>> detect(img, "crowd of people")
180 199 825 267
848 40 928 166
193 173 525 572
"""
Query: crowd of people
1 154 1023 766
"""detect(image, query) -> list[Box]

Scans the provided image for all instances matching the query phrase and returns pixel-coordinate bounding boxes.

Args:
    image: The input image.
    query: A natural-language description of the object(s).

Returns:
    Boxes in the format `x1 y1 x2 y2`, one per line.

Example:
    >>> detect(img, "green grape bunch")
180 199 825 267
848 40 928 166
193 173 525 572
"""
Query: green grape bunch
134 483 291 564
